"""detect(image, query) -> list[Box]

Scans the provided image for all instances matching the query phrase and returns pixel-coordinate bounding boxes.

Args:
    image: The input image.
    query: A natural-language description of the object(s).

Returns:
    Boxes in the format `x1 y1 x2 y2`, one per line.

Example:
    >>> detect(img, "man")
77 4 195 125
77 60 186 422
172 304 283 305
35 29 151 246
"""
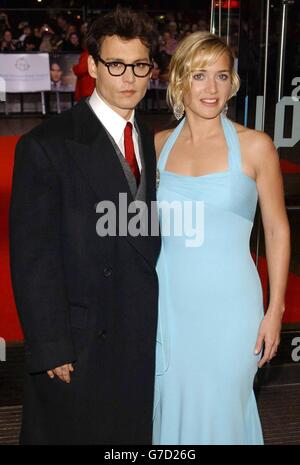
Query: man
10 7 160 445
50 61 73 92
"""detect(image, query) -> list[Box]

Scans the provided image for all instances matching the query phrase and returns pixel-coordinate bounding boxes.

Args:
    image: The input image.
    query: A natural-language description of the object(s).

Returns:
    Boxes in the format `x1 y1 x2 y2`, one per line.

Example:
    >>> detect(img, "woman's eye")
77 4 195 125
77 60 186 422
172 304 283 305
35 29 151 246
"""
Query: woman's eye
193 73 205 80
218 74 229 80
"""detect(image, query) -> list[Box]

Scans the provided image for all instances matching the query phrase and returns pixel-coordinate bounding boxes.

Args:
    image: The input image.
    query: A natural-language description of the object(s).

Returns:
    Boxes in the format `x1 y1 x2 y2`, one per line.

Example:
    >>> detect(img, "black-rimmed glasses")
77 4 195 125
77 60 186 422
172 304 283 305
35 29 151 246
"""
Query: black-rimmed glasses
98 56 153 77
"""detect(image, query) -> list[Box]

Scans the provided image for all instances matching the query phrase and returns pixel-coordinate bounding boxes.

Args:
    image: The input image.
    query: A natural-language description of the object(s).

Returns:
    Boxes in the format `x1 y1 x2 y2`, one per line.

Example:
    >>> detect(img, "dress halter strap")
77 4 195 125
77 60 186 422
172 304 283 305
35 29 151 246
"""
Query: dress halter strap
221 115 243 173
157 116 243 174
157 118 186 171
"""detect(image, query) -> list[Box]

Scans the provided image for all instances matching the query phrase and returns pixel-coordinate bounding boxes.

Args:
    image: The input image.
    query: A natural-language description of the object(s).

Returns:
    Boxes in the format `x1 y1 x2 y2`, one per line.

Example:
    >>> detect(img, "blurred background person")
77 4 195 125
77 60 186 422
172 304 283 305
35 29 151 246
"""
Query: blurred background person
0 29 16 52
39 24 55 52
61 32 82 52
23 35 39 52
16 22 32 49
72 45 95 101
56 13 70 41
0 10 10 36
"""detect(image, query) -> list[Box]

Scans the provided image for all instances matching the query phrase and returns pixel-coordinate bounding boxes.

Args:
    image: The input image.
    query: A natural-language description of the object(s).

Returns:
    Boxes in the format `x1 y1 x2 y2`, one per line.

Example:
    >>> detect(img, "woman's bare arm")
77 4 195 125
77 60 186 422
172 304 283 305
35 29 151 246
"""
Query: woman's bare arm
251 131 290 367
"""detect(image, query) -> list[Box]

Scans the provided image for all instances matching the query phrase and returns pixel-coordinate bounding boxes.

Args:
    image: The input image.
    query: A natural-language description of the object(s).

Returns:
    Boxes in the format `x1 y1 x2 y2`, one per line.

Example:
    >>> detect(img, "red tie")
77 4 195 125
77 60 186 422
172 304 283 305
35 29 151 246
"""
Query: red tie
124 122 140 186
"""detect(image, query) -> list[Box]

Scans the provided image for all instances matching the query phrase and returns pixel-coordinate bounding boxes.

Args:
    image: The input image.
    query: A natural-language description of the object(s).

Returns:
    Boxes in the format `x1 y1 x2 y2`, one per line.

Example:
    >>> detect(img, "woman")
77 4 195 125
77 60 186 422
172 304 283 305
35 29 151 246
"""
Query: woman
153 32 290 445
0 29 16 52
72 47 95 102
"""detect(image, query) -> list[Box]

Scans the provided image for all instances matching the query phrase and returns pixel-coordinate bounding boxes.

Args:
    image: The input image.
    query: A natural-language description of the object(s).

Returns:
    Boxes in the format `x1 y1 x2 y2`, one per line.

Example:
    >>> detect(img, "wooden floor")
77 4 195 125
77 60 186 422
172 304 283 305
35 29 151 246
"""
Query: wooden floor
1 345 300 445
256 384 300 445
0 116 45 136
0 113 171 137
0 406 22 445
1 387 300 445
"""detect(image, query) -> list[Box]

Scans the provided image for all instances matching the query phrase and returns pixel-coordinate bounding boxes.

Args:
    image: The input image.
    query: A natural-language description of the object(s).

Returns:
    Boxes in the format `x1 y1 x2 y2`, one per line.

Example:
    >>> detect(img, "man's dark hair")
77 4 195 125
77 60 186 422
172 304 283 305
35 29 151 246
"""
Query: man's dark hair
86 6 156 63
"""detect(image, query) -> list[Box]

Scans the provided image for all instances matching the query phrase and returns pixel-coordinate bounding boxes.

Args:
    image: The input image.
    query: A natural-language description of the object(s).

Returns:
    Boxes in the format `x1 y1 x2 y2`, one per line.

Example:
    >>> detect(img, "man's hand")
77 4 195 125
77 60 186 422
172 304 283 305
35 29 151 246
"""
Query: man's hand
47 363 74 383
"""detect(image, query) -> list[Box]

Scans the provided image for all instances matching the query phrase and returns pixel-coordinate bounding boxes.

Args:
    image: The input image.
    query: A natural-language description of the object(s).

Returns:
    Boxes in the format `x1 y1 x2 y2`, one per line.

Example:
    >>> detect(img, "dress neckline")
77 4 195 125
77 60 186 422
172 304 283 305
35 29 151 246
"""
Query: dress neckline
157 115 255 184
163 115 231 178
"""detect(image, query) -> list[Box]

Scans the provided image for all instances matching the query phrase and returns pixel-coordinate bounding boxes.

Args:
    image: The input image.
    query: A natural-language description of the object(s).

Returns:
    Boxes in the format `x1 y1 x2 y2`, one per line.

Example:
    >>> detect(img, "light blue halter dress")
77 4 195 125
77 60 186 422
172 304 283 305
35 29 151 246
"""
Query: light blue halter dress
152 115 264 445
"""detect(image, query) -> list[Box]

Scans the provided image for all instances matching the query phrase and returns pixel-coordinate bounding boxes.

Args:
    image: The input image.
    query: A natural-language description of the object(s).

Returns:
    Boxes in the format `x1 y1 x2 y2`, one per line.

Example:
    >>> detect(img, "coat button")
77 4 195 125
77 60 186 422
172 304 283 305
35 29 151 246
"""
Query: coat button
97 329 107 340
103 267 112 277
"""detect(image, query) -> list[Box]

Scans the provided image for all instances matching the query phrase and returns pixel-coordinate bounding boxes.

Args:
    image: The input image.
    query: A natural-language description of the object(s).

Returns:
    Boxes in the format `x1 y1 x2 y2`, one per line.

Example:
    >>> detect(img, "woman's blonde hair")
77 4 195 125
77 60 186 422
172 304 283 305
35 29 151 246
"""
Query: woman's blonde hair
167 31 240 111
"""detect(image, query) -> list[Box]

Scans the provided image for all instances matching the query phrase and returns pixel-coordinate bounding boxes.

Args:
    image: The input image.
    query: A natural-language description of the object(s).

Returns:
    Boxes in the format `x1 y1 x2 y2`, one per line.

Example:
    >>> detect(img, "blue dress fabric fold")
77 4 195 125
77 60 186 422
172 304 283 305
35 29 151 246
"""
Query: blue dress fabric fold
153 116 264 445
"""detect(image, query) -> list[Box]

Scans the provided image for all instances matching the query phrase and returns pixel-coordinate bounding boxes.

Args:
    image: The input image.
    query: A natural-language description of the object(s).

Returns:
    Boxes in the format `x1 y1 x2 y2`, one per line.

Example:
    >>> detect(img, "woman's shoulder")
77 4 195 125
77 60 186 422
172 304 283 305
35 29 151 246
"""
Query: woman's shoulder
154 128 173 159
232 121 279 171
233 121 274 149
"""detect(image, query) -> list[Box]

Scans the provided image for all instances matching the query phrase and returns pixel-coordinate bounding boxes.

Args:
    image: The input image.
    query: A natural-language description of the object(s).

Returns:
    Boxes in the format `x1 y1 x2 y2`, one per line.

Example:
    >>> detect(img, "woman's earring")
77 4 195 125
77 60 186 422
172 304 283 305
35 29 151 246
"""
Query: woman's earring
173 103 185 120
222 102 228 117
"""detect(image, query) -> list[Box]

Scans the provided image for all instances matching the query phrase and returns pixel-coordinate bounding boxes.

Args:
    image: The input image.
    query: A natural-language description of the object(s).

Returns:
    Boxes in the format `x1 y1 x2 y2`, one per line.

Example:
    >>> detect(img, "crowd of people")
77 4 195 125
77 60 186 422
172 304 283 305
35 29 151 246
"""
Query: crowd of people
0 12 89 53
0 9 209 89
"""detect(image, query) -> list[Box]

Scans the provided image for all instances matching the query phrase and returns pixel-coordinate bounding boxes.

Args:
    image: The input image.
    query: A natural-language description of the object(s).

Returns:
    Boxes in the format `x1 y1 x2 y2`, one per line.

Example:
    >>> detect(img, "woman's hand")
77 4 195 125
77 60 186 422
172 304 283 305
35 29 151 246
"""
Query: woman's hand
254 308 283 368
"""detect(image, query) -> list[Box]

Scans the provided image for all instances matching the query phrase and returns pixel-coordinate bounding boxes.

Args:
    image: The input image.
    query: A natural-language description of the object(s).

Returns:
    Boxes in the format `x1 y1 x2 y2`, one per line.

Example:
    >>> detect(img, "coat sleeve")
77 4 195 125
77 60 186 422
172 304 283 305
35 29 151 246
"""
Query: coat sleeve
9 134 76 374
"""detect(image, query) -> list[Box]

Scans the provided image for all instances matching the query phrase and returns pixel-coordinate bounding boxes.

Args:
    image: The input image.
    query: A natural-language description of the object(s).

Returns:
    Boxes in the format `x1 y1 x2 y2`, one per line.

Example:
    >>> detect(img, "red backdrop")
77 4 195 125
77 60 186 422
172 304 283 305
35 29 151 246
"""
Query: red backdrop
0 136 23 341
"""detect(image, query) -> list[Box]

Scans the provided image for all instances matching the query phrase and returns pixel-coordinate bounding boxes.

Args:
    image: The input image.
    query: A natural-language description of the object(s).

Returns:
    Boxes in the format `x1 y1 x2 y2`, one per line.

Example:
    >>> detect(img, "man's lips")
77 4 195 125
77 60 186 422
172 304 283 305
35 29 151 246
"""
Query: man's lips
120 90 136 95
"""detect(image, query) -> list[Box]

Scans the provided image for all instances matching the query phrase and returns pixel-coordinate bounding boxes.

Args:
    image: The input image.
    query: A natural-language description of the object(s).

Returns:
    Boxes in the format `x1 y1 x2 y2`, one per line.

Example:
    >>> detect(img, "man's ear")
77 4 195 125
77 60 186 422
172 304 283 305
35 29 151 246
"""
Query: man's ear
87 55 97 79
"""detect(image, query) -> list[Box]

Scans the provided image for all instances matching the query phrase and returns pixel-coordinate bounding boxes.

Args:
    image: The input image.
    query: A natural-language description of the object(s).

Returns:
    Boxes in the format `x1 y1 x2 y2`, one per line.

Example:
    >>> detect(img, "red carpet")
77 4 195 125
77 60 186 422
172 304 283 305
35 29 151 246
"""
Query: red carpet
1 138 300 341
0 136 23 341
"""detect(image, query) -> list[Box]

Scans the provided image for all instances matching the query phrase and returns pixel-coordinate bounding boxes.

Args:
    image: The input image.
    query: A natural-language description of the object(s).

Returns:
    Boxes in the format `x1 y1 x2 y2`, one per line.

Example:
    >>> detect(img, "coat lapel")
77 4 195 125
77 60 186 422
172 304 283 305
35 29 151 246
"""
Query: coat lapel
65 100 160 269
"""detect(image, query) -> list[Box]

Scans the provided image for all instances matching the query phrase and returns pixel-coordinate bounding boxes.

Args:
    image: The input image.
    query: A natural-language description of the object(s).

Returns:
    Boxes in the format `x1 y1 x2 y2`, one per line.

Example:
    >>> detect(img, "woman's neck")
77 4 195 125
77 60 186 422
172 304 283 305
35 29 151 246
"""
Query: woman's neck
182 111 224 145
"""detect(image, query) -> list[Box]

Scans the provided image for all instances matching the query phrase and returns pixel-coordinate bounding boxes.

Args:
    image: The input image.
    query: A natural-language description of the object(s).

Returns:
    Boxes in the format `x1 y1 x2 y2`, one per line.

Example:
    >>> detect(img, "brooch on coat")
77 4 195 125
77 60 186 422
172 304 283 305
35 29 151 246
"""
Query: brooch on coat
156 169 160 190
